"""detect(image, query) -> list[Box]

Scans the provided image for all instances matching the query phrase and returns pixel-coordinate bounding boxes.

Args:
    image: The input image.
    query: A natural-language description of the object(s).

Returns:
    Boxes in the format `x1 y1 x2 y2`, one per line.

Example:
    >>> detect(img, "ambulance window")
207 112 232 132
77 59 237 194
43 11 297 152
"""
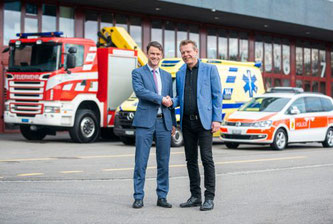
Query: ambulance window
64 44 84 68
320 98 333 112
305 97 323 113
287 97 306 114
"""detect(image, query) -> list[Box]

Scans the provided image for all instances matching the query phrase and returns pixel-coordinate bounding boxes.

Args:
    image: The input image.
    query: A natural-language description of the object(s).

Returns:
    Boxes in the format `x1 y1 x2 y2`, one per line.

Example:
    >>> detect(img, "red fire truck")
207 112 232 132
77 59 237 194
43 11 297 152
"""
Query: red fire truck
3 27 146 143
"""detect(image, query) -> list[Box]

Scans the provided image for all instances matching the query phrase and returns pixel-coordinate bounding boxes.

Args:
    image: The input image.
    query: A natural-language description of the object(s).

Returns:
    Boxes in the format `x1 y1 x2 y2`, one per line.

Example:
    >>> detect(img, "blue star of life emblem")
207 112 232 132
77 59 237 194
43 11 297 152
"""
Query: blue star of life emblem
242 70 258 97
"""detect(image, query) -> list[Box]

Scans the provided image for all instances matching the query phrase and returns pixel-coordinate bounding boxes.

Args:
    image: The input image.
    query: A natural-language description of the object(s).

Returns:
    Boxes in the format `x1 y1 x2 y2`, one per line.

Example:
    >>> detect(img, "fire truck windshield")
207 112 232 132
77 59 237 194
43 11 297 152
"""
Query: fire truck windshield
8 42 61 72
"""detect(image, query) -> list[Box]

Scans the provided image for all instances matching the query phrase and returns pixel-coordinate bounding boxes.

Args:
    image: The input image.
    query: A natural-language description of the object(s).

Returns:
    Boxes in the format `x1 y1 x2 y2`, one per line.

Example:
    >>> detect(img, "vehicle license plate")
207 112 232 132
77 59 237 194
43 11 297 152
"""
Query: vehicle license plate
125 130 135 135
231 129 242 135
21 119 29 123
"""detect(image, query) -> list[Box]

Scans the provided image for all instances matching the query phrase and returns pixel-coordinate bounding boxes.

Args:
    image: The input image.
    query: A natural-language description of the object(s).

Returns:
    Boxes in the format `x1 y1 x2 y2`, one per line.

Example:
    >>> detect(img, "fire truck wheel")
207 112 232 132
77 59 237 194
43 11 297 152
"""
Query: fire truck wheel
225 142 239 149
20 125 47 140
70 109 100 143
271 128 288 150
120 137 135 145
322 127 333 148
171 127 184 147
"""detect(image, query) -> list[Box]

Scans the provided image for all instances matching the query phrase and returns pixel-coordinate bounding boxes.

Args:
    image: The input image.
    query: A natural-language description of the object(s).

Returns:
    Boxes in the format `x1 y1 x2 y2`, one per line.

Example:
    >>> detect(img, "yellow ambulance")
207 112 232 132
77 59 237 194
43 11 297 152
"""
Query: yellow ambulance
113 58 265 146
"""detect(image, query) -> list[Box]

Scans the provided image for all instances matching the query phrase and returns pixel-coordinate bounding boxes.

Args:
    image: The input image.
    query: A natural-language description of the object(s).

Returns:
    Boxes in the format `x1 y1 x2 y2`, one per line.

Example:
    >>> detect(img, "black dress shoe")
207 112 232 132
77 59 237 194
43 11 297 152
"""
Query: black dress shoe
179 196 202 208
200 199 214 211
132 199 143 209
157 198 172 208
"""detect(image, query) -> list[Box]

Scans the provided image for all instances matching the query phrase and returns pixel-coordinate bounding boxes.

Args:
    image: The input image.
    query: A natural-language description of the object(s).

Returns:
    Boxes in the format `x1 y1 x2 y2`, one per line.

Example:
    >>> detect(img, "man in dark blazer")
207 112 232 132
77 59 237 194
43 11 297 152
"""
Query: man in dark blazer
173 40 222 211
131 41 176 209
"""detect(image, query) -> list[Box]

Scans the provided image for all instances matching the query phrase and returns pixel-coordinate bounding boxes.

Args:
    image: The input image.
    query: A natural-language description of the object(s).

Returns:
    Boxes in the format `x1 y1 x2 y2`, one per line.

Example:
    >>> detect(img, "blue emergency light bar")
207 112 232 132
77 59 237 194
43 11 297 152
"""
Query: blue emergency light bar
16 32 64 38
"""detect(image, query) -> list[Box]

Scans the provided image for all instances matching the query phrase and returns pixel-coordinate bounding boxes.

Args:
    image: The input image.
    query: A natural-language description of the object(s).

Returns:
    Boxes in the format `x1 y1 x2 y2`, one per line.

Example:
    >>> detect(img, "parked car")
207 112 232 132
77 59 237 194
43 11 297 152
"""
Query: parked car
220 87 333 150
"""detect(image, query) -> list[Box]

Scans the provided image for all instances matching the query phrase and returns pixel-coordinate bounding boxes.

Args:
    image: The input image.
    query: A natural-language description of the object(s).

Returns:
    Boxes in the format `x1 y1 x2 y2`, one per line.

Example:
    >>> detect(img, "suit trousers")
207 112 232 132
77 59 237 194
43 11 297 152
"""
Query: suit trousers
182 116 215 200
133 117 171 200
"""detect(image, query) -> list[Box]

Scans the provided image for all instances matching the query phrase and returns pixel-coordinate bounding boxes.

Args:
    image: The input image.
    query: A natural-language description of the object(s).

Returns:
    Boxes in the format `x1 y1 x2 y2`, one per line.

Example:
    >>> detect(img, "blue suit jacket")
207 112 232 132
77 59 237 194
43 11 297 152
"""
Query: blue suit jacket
132 64 176 130
173 60 223 130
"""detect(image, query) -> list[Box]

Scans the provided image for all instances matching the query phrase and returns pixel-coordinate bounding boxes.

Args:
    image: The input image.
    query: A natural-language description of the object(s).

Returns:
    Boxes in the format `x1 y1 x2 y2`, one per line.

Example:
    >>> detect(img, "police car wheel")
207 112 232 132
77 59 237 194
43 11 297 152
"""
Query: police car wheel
322 127 333 148
70 109 100 143
225 142 239 149
171 127 184 147
271 128 287 150
20 125 47 141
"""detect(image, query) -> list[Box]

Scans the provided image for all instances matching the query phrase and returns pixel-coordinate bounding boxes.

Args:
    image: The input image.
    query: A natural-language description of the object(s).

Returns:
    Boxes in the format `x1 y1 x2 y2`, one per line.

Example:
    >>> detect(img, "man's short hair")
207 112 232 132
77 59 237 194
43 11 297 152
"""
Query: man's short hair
146 41 163 53
179 40 198 50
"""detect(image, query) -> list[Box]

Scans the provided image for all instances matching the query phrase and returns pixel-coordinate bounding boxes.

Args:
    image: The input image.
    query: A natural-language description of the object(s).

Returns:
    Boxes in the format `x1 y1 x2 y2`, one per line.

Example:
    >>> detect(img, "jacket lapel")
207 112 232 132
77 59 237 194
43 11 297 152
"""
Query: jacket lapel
197 61 205 94
144 64 157 93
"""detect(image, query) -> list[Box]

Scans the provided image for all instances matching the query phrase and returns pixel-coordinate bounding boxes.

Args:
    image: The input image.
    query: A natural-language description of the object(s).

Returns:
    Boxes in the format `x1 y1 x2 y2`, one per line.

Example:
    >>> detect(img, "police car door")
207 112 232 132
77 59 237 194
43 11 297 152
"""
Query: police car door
304 96 328 141
287 97 311 142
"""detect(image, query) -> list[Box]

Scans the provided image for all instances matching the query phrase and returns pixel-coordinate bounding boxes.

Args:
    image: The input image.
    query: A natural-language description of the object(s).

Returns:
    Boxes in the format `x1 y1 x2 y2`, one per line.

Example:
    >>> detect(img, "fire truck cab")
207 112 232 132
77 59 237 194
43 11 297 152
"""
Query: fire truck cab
3 29 139 143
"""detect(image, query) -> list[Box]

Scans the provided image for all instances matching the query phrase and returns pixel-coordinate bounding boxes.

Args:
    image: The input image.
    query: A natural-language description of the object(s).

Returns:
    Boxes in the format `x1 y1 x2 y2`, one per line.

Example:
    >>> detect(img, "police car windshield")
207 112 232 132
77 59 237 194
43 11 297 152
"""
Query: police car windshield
8 42 61 72
239 97 291 112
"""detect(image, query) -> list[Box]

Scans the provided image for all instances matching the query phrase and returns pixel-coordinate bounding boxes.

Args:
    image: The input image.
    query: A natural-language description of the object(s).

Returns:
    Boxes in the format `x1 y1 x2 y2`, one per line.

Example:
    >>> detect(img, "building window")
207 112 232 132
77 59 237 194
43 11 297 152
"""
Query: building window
331 50 333 78
176 24 188 57
282 43 290 75
101 14 114 28
264 41 272 73
229 32 238 61
129 17 142 49
312 48 319 77
84 11 99 43
319 50 326 78
164 21 175 57
4 1 21 45
207 29 217 59
60 6 74 37
239 33 248 62
296 46 303 75
273 41 281 73
218 30 227 60
25 3 38 33
151 20 162 45
255 36 264 72
42 4 56 32
189 25 200 51
115 15 128 31
304 46 311 76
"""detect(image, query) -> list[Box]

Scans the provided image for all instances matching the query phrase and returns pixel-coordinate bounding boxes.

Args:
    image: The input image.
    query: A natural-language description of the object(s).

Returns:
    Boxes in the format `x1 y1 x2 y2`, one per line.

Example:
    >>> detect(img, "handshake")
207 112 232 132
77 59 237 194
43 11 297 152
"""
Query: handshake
162 96 173 107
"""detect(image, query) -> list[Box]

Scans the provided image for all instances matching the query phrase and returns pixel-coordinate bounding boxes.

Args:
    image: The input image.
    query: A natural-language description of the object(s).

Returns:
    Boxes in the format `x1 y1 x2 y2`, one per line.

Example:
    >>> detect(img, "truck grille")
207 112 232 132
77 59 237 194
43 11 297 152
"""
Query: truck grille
9 81 44 100
222 134 266 140
8 80 45 115
117 111 135 128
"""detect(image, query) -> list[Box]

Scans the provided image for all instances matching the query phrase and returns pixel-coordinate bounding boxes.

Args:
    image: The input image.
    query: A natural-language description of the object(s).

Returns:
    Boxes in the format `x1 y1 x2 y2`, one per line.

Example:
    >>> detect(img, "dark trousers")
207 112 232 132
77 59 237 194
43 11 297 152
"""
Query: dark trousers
182 116 215 200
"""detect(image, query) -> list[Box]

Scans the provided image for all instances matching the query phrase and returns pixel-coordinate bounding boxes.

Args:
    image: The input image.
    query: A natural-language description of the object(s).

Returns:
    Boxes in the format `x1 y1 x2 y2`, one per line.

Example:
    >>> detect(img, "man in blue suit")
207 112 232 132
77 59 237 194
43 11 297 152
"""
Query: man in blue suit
172 40 222 211
131 41 176 209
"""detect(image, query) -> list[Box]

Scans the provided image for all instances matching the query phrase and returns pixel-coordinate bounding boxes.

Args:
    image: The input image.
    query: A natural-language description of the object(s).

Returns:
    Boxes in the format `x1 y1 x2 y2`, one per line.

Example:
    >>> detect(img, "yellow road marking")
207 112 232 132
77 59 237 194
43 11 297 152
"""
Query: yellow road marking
17 173 44 177
60 171 83 174
102 156 307 172
0 152 184 163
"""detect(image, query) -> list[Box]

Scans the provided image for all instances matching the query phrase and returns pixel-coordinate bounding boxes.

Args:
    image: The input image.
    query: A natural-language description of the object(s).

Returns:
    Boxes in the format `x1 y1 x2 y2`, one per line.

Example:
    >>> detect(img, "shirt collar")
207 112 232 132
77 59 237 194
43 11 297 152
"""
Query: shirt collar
187 60 199 70
147 64 159 74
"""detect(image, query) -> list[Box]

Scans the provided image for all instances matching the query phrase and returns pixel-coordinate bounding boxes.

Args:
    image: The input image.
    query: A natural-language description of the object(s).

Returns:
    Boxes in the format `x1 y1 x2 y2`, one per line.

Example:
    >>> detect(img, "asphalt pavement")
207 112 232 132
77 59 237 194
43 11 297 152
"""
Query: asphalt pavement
0 132 333 224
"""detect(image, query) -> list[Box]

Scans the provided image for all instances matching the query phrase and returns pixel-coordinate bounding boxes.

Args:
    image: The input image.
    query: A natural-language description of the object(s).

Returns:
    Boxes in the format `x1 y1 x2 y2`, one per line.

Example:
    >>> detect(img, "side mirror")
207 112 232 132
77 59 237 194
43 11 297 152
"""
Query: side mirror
66 54 76 69
290 106 300 115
